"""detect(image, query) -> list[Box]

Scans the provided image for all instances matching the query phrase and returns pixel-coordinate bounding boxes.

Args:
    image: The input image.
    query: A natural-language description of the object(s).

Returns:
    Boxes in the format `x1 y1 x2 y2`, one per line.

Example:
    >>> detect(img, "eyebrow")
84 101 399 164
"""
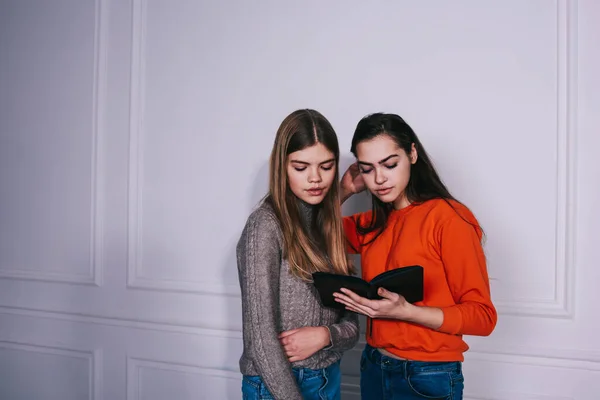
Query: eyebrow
357 154 399 166
290 158 335 165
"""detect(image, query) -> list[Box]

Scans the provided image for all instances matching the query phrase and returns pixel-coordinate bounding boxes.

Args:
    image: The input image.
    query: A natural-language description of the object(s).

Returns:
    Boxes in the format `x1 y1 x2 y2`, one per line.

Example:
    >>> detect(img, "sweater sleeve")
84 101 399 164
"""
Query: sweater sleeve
237 210 303 400
436 215 498 336
343 215 361 254
323 310 359 352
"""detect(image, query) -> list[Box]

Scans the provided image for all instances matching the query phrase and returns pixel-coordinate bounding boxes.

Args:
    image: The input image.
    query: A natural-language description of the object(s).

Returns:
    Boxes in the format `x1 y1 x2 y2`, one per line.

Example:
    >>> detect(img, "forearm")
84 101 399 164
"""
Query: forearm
403 304 444 330
248 324 303 399
243 287 303 398
437 302 497 336
403 302 496 335
242 285 302 398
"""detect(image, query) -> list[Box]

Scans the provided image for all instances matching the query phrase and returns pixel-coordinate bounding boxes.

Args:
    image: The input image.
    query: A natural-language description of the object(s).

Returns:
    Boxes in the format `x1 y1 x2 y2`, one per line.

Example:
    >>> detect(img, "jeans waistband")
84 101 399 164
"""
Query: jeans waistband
292 360 340 384
363 344 462 374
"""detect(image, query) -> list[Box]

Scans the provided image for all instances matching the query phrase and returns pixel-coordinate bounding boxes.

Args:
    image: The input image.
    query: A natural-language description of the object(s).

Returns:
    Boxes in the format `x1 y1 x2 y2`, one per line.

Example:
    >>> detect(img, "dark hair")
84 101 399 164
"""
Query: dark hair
350 112 482 242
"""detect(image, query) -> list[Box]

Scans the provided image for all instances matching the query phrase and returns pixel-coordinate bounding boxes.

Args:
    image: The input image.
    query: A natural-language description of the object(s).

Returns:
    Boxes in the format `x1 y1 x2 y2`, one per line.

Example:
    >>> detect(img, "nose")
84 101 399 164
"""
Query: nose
308 167 322 183
374 168 387 185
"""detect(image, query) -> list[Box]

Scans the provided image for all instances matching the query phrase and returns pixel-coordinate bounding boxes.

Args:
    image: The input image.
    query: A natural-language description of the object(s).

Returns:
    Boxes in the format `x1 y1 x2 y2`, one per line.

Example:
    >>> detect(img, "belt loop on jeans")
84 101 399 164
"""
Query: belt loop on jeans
403 360 409 380
367 344 378 364
296 368 304 384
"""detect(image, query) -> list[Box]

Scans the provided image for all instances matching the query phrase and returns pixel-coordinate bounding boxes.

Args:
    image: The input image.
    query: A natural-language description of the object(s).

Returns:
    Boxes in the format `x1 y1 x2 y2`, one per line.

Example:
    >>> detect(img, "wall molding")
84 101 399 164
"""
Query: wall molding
2 304 599 373
0 341 102 400
465 349 600 372
351 337 600 372
126 0 240 297
126 357 240 400
341 381 360 398
0 305 243 339
1 307 595 398
125 0 579 308
493 0 578 319
0 0 108 287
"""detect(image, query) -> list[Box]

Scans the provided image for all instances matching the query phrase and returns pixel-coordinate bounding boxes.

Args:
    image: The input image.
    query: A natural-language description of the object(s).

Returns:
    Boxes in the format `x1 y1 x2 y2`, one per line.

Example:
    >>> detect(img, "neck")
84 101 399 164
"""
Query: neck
393 194 411 210
297 199 316 229
296 198 328 258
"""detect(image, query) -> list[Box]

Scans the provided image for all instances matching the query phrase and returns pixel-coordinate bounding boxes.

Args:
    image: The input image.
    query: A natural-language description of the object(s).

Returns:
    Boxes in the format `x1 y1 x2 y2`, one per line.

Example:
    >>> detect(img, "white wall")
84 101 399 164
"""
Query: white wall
0 0 598 399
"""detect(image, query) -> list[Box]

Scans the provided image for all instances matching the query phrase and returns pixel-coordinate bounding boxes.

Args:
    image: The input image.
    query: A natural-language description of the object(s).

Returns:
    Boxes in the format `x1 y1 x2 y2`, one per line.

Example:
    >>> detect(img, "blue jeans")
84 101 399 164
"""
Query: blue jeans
360 344 464 400
241 360 341 399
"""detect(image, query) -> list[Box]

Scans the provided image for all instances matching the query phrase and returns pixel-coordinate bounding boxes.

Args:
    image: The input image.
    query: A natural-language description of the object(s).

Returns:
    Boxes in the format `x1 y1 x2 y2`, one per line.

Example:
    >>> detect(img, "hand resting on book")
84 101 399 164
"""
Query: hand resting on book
333 287 413 320
333 288 444 330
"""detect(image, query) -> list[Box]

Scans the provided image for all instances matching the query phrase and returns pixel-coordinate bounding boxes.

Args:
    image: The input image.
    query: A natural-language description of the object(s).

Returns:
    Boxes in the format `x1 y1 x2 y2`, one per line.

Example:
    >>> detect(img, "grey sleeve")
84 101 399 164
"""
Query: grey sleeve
237 210 303 400
324 310 360 353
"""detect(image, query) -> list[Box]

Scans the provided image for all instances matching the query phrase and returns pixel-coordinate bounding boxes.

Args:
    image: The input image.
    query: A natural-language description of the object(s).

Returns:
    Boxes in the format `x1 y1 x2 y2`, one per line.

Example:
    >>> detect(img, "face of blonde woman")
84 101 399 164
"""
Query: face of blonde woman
287 143 336 205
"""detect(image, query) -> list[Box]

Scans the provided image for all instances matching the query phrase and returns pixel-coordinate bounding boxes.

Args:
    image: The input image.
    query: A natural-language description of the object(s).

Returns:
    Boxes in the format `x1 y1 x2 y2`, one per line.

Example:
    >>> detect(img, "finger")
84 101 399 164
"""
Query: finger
377 287 399 301
335 297 376 317
345 305 372 317
333 292 353 303
337 295 377 316
334 295 358 308
278 329 299 338
335 294 363 309
285 349 295 357
282 343 294 352
335 293 374 311
350 302 376 317
340 288 379 309
339 288 364 302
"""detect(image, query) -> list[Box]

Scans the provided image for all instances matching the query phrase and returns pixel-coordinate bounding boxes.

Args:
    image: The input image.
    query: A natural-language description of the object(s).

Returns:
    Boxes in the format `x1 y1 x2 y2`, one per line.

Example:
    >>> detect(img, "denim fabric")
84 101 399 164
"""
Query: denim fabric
360 344 464 400
241 360 341 400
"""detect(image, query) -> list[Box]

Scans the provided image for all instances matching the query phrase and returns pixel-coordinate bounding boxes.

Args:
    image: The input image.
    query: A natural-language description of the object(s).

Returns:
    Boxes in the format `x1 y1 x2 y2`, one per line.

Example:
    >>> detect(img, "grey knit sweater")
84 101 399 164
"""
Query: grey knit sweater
236 199 359 399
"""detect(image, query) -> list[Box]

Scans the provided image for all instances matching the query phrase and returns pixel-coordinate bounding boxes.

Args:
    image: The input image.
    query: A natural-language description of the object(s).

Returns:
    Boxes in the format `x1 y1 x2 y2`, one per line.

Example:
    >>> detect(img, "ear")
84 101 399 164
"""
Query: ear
410 143 418 164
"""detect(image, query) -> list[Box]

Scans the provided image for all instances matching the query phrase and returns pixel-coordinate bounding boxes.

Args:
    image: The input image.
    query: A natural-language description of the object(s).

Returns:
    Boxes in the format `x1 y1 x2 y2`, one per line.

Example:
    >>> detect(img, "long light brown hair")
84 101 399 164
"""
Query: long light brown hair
266 109 353 281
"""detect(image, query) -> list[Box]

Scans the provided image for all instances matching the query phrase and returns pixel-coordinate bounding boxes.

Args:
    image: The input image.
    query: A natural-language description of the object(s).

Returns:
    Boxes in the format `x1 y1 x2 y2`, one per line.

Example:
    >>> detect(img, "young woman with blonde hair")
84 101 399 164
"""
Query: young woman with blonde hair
237 109 359 399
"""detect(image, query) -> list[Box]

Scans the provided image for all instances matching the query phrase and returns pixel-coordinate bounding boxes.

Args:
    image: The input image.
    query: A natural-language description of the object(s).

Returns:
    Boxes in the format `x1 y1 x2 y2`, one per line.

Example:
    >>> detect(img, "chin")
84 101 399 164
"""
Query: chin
373 190 400 204
300 195 326 205
373 195 392 203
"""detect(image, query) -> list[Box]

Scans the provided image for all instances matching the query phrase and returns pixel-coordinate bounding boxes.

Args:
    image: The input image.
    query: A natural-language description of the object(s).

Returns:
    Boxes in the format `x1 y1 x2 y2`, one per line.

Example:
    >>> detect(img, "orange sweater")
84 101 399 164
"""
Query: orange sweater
344 199 497 362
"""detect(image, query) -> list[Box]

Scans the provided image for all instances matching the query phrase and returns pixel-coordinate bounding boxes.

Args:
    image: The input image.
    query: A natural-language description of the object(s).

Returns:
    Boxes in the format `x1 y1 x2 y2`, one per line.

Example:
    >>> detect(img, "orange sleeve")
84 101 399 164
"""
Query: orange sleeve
343 215 361 254
436 215 497 336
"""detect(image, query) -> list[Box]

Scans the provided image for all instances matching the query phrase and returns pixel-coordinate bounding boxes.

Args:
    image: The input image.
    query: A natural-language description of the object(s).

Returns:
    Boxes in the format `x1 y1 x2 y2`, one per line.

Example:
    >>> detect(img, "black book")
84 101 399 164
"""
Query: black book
312 265 424 310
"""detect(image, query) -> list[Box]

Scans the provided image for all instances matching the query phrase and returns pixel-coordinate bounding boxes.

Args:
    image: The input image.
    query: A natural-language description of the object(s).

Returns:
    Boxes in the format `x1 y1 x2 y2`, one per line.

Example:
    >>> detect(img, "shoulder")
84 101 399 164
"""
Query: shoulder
239 200 283 243
419 198 478 223
419 199 482 241
345 210 374 225
247 200 280 227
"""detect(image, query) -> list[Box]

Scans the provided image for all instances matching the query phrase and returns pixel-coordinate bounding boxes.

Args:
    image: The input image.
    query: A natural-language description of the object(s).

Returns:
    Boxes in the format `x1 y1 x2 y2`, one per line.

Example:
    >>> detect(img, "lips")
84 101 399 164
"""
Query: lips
307 188 324 196
376 187 393 195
